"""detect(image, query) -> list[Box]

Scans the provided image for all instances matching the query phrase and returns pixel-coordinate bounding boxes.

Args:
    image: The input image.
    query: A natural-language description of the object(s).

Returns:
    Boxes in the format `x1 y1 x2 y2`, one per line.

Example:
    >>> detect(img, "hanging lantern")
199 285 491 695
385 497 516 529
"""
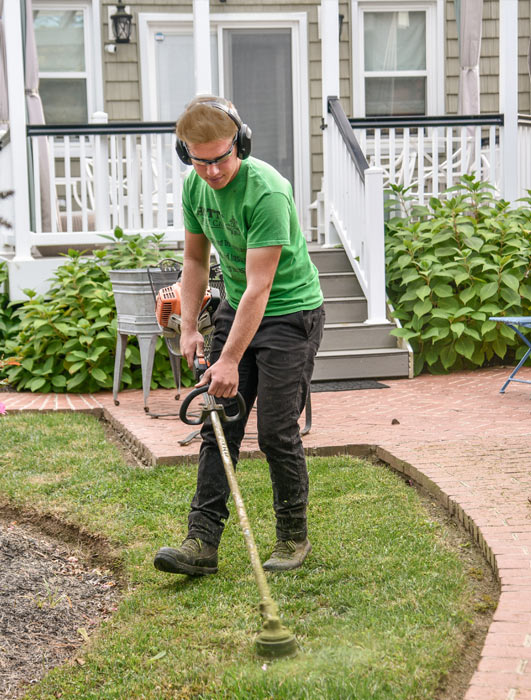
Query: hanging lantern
111 2 133 44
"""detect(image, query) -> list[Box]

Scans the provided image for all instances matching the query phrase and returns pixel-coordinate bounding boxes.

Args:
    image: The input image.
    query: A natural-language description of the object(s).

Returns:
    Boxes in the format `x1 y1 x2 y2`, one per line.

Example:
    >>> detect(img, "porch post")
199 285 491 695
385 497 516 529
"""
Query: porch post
91 0 105 112
499 0 518 202
91 111 110 232
364 167 387 324
320 0 340 246
4 0 31 259
193 0 211 95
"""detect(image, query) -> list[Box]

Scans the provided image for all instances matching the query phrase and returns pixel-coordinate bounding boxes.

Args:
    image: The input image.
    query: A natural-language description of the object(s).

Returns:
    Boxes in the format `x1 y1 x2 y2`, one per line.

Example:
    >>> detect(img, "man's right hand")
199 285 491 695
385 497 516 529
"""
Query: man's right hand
180 329 205 369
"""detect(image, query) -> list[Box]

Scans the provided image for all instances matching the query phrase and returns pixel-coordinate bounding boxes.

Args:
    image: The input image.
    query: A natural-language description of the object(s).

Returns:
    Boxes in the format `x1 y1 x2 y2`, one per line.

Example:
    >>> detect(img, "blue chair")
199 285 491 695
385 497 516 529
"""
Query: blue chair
489 317 531 393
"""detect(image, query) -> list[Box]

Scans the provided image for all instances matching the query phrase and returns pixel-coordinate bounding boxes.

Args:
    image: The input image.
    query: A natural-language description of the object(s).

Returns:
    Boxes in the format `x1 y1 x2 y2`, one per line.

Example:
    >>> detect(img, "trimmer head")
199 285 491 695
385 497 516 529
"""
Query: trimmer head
255 619 298 659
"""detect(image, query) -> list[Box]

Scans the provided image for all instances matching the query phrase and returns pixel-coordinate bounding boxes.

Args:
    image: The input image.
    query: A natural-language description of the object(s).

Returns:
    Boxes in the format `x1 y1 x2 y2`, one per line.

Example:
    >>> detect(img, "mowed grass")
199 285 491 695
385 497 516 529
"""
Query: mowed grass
1 412 476 699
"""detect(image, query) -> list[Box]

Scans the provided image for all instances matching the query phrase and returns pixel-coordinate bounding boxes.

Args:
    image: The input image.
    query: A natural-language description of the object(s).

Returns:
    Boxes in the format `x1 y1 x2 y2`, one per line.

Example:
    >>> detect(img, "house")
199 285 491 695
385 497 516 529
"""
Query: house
0 0 529 381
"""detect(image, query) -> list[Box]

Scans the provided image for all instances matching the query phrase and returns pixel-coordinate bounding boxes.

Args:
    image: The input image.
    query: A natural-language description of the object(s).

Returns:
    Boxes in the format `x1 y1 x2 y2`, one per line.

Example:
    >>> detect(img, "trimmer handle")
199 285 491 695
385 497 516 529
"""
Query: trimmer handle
179 384 247 425
192 355 208 379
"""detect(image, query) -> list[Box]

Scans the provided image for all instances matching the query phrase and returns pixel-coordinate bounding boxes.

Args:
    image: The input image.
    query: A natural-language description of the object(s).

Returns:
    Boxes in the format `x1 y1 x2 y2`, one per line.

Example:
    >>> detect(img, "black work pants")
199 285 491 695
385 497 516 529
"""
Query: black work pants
187 301 325 547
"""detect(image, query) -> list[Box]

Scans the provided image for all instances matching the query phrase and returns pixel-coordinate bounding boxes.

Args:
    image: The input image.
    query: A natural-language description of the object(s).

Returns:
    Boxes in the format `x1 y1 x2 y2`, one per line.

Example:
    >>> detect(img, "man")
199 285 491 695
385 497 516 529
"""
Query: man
154 95 324 576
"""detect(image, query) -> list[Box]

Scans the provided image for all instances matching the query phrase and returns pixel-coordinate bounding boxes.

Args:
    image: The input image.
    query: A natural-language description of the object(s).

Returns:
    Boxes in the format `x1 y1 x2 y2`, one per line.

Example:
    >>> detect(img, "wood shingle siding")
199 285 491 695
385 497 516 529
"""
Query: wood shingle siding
446 0 531 115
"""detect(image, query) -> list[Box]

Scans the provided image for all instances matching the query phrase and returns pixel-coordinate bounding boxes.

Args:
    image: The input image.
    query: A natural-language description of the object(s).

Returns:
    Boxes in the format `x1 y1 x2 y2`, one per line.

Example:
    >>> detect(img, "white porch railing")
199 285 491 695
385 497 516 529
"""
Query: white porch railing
517 114 531 197
25 113 187 249
350 113 505 204
319 96 387 324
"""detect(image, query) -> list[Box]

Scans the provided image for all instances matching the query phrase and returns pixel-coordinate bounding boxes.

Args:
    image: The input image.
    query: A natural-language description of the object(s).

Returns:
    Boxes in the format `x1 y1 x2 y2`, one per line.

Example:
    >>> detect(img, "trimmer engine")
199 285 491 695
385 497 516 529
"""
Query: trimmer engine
155 282 221 338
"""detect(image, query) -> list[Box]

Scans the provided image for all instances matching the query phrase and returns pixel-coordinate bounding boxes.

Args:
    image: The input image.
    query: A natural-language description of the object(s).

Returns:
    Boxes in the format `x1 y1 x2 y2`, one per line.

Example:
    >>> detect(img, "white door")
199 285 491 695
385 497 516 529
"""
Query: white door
139 13 310 230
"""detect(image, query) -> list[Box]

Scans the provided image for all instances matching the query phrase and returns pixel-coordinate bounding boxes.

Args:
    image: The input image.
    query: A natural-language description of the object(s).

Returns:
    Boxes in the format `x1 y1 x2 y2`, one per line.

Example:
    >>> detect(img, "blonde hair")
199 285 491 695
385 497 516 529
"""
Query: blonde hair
176 95 239 145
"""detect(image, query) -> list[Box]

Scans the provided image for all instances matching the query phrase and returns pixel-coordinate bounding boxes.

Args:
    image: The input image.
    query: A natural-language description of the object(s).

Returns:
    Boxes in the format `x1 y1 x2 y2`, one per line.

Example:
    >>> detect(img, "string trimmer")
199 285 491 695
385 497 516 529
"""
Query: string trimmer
150 280 220 427
180 357 298 659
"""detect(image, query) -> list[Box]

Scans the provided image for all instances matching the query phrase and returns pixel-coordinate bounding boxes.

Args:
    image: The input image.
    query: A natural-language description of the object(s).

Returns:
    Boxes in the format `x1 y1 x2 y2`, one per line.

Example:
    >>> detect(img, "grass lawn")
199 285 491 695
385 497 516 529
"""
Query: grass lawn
1 412 485 699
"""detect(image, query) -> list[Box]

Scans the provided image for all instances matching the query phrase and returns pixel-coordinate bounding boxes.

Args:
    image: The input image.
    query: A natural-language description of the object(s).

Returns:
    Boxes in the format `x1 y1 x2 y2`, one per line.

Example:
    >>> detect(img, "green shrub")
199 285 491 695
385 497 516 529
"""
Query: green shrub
385 176 531 375
0 261 21 349
3 229 192 393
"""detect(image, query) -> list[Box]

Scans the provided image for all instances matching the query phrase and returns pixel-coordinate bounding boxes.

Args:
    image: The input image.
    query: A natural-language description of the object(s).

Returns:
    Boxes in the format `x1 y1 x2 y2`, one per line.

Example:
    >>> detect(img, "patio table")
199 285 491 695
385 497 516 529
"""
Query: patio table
489 317 531 394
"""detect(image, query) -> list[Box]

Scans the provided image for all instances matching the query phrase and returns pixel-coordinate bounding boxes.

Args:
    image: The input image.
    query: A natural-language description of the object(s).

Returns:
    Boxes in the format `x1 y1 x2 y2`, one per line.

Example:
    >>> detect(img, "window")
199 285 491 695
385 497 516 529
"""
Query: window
33 5 90 123
352 1 443 117
364 11 426 115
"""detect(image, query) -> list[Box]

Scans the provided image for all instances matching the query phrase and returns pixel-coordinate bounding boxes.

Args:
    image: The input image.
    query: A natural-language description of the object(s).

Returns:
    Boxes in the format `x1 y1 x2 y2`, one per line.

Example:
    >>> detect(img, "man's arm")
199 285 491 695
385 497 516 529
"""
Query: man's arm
180 229 211 367
197 245 282 397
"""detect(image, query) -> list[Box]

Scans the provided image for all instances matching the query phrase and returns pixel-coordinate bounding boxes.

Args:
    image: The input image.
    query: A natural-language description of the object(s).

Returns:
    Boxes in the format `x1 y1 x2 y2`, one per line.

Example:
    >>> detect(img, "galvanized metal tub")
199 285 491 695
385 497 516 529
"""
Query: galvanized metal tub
108 268 160 336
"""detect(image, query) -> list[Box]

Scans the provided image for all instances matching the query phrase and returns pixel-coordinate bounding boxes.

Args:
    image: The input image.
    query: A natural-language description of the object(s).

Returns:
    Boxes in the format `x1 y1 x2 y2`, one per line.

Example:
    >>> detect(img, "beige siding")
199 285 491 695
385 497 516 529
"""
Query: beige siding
445 0 531 115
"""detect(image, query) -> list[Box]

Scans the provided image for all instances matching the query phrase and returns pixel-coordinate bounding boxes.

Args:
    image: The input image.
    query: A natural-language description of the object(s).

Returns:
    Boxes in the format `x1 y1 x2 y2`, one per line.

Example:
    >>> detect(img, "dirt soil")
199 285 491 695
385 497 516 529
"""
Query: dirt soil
0 515 120 700
0 424 500 700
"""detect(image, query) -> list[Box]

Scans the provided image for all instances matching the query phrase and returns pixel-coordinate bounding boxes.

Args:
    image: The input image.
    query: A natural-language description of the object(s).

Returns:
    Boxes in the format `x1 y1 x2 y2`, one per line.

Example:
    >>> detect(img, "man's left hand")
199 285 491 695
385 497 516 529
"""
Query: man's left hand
195 356 239 398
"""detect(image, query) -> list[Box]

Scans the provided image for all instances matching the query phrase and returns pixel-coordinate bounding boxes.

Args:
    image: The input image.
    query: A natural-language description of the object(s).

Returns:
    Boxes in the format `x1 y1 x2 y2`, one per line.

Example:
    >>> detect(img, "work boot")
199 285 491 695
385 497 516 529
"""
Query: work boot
154 537 218 576
263 539 312 572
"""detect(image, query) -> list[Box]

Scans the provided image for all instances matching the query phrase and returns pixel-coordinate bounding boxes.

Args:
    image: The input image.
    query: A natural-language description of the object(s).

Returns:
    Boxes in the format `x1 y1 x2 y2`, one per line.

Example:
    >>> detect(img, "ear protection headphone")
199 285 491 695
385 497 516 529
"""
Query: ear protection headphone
175 100 252 165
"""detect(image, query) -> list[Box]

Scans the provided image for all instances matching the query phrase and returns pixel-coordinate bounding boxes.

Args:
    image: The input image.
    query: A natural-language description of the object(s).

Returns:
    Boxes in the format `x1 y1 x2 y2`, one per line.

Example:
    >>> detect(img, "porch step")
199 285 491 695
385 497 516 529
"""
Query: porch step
310 247 353 273
320 322 397 352
324 297 367 323
319 271 363 297
313 348 410 381
307 244 410 381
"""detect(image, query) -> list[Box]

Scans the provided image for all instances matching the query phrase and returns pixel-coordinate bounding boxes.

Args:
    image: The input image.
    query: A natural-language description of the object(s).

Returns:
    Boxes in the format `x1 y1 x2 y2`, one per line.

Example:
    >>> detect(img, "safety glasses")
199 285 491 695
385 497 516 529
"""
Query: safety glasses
187 135 238 166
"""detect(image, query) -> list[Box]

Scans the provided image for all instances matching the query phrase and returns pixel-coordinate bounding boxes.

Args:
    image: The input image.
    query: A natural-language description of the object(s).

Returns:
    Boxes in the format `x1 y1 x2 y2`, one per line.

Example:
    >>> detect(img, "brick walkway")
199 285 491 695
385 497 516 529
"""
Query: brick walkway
3 366 531 699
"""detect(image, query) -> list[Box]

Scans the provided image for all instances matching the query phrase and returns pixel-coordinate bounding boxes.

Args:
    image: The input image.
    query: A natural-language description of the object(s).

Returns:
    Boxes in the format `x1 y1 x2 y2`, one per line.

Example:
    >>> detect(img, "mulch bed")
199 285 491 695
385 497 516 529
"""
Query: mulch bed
0 517 120 699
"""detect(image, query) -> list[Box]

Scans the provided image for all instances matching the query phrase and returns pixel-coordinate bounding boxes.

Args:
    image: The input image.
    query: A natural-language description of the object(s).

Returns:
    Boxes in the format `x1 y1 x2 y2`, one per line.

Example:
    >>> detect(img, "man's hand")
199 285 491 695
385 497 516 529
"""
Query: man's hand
195 356 239 398
180 329 205 369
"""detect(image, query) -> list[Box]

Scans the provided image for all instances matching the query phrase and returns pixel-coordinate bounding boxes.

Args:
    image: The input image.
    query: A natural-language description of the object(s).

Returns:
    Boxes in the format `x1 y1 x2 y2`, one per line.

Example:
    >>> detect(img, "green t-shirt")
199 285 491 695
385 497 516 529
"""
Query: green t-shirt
182 157 323 316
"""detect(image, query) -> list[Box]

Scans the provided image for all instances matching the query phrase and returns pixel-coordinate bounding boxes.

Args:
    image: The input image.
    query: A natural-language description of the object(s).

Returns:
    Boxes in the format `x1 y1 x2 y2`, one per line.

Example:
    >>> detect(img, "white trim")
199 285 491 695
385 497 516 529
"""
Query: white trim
4 0 31 258
500 0 519 202
321 0 340 109
28 231 184 246
39 71 87 78
194 0 212 94
138 11 311 232
89 0 104 112
351 0 444 117
217 22 226 95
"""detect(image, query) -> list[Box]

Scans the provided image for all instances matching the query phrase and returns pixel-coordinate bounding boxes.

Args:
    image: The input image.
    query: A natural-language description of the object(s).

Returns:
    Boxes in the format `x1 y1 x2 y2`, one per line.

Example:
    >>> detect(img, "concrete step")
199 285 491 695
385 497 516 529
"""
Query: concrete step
314 347 411 381
324 297 367 323
310 247 351 273
320 322 397 352
319 271 363 297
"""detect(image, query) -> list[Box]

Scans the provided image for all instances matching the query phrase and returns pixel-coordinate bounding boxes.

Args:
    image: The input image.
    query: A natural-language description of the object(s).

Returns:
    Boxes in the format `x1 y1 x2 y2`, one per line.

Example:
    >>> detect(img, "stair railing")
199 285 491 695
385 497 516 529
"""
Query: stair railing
323 96 387 324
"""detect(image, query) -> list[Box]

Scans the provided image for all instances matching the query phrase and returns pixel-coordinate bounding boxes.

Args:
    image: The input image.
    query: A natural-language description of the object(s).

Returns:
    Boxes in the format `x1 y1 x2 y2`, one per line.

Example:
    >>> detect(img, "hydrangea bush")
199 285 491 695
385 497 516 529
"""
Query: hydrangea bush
2 229 191 393
385 176 531 375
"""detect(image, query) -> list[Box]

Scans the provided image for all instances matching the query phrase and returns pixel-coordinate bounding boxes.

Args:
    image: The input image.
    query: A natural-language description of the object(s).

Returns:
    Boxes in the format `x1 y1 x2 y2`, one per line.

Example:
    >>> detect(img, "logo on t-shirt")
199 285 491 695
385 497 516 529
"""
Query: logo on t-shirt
196 207 241 237
226 216 241 237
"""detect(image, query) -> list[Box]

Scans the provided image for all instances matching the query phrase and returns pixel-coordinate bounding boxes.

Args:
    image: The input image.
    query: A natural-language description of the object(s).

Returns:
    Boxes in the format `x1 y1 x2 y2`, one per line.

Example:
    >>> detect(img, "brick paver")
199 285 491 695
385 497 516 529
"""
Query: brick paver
2 365 531 699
